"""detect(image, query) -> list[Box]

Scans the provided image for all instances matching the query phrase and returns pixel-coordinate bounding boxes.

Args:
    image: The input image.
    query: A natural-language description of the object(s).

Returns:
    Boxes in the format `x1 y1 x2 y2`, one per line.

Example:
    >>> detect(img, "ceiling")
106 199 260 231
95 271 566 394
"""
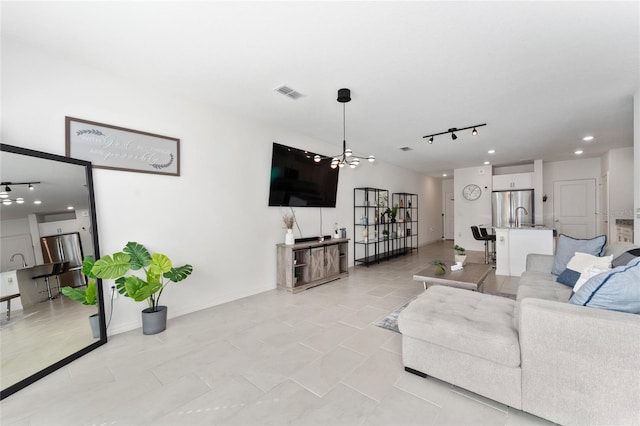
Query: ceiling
2 1 638 176
0 148 92 220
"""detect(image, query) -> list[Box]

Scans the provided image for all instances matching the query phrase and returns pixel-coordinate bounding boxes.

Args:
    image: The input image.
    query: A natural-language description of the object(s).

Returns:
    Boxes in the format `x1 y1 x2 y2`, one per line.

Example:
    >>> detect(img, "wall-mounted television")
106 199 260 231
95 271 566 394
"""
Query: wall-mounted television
268 142 339 207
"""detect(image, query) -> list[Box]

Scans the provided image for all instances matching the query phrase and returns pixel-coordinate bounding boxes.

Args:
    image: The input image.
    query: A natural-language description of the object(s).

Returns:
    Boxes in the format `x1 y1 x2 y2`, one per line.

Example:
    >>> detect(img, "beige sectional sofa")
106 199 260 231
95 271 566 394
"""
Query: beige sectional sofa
398 243 640 425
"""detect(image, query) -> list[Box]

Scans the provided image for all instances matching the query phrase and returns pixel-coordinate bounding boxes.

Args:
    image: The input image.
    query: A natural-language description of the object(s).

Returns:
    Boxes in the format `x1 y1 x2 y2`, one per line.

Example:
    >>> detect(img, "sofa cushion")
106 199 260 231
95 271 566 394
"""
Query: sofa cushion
612 248 640 268
569 257 640 314
556 253 613 287
551 234 607 276
517 271 573 302
398 286 520 367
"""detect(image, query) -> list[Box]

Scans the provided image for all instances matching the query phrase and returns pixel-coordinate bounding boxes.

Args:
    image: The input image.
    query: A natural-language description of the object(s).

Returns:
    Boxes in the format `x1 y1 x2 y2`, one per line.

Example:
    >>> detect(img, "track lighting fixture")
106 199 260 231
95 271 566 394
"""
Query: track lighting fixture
313 88 375 169
423 123 486 144
0 181 40 207
1 181 40 191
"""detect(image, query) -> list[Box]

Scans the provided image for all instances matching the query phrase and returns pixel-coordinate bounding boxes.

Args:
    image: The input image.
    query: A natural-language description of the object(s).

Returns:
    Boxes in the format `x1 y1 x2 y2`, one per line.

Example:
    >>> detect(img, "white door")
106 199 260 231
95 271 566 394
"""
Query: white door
553 179 597 238
600 173 609 240
444 192 455 240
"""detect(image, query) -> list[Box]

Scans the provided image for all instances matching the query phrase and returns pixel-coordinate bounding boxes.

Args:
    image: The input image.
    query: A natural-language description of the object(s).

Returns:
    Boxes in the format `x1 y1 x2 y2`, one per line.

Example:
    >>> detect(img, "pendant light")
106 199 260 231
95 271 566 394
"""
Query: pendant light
314 88 375 169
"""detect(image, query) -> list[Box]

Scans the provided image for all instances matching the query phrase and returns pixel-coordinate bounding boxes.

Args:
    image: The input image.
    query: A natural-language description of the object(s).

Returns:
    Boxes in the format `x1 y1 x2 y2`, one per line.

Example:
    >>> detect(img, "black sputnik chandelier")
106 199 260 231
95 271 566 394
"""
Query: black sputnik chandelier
314 88 375 169
423 123 487 144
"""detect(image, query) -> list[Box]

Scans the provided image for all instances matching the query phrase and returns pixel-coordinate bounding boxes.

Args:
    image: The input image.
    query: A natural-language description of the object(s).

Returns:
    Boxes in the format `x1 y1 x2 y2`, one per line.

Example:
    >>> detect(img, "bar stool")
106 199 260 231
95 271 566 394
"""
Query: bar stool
32 262 64 300
471 226 493 264
479 227 496 264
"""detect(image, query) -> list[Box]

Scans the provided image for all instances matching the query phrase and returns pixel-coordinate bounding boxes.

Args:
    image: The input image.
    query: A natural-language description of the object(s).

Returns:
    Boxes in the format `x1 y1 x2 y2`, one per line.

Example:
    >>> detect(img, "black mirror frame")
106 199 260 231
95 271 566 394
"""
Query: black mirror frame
0 143 107 400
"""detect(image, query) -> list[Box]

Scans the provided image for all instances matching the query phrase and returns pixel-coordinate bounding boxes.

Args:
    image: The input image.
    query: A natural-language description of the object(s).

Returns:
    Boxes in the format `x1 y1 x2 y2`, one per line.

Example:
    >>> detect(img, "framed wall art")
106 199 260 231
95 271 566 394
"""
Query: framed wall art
65 117 180 176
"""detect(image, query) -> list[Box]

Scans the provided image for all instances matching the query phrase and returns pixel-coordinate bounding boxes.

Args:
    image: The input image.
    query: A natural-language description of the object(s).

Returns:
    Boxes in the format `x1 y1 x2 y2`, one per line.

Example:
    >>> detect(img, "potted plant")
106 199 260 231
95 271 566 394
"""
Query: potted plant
88 241 193 335
453 244 467 265
61 257 100 338
382 229 389 239
283 213 295 245
430 259 447 275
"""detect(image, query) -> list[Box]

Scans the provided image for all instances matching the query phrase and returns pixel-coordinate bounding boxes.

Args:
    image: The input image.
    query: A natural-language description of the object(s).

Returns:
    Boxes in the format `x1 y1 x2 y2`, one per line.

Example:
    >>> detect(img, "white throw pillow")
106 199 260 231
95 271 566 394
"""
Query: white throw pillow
574 265 611 292
567 252 613 273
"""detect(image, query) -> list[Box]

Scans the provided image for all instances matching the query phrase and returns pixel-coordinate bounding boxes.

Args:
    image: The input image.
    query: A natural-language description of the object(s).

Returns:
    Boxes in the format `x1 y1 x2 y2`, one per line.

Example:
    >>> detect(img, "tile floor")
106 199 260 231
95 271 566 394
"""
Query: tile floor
0 241 553 425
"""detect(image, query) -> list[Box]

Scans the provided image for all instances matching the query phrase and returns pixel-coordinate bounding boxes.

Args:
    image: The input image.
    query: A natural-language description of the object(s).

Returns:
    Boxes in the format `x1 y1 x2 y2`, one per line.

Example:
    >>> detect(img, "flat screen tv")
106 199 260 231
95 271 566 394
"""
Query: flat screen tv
268 142 339 207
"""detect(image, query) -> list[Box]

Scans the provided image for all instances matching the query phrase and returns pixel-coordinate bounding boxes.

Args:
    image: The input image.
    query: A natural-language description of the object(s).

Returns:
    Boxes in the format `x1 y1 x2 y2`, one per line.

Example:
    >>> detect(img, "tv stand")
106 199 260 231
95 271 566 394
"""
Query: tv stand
276 238 349 293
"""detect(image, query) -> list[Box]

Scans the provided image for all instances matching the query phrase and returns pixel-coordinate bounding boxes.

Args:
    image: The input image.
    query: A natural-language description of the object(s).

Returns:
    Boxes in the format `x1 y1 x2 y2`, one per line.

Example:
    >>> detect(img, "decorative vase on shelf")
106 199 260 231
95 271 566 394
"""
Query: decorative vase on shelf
285 229 295 245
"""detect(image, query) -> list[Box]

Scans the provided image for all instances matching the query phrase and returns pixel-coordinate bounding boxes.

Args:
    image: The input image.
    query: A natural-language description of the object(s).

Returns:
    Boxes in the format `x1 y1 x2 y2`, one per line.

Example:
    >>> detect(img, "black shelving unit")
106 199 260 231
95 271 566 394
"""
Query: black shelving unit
392 192 418 254
353 188 418 266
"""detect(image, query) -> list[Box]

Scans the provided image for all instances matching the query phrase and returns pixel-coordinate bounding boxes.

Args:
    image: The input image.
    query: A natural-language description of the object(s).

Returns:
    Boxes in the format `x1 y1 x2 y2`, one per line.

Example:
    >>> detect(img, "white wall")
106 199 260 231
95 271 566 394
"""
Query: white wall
635 90 640 244
602 147 634 240
1 37 440 335
453 165 492 251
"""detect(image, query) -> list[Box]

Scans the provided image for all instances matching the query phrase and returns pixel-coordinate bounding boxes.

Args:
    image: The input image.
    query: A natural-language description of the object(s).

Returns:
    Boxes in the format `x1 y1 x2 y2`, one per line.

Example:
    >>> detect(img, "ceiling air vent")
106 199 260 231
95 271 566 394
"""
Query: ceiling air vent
399 146 413 151
274 85 303 100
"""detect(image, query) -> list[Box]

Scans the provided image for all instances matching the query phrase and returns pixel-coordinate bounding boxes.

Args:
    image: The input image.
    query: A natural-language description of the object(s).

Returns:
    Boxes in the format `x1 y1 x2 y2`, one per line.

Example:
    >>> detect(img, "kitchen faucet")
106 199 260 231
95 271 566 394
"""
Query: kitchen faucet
515 206 529 228
10 252 27 268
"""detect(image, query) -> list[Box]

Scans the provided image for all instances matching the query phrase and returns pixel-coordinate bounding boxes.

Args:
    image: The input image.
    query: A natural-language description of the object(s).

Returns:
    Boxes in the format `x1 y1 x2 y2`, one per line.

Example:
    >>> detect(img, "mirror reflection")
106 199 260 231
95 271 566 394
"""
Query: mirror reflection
0 146 103 394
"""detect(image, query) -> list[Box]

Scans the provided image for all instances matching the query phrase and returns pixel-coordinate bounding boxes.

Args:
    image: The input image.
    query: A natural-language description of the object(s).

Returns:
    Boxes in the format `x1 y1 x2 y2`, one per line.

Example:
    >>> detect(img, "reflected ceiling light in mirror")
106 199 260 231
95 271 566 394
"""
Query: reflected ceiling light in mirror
67 206 74 210
33 200 42 204
0 192 7 198
488 149 495 154
583 136 594 141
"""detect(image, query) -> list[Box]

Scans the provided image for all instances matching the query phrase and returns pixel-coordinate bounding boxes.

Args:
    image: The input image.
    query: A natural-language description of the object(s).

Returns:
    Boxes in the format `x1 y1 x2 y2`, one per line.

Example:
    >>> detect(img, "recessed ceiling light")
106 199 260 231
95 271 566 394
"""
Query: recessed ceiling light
488 149 495 154
583 136 594 141
33 200 42 204
67 206 74 210
484 161 490 165
442 173 447 177
574 149 584 155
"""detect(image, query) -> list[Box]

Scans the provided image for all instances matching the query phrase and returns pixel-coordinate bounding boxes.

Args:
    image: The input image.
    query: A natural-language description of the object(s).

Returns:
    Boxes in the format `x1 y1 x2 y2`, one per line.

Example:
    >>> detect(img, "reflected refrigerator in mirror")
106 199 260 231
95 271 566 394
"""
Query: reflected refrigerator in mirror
40 232 87 289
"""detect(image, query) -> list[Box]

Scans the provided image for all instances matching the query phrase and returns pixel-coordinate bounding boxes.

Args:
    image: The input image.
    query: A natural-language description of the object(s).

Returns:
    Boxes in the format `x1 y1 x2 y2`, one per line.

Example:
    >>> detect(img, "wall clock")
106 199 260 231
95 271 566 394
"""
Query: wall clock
462 184 482 201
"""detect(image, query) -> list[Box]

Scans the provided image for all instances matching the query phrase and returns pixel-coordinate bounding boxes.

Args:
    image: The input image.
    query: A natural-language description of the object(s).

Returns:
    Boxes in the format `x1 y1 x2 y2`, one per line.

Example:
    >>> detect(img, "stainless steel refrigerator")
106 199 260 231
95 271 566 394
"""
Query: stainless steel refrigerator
40 232 86 288
492 189 534 228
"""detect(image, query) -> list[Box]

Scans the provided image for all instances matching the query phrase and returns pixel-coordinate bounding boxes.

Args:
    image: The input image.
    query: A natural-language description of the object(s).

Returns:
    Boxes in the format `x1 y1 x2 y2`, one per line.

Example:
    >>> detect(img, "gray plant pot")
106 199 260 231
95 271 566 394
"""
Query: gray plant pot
88 313 100 339
141 305 168 335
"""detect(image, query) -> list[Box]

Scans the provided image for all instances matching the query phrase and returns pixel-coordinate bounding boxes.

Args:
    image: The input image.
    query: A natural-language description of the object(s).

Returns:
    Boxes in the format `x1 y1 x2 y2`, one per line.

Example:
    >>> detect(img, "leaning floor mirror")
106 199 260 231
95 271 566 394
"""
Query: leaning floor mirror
0 143 106 399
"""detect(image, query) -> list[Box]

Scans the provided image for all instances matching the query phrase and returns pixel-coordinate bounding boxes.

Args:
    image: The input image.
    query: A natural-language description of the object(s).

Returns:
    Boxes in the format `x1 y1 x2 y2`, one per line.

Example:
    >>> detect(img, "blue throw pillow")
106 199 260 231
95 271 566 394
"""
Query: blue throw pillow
556 268 581 287
551 234 607 276
569 257 640 314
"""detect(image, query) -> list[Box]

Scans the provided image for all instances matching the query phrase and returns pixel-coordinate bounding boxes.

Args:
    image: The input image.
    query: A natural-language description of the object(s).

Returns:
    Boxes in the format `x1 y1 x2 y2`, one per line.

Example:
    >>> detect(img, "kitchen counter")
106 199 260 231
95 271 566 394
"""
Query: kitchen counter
495 227 554 276
0 262 66 308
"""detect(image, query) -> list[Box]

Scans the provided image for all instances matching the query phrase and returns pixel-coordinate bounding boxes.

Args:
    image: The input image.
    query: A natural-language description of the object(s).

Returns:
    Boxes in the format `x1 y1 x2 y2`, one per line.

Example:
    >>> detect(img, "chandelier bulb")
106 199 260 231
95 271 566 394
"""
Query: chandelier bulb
313 155 321 162
338 162 345 168
344 149 353 157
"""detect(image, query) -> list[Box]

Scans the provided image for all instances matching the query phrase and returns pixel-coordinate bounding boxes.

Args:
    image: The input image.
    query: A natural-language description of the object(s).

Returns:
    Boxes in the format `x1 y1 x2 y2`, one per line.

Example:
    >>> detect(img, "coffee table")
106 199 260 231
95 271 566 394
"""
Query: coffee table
413 263 492 292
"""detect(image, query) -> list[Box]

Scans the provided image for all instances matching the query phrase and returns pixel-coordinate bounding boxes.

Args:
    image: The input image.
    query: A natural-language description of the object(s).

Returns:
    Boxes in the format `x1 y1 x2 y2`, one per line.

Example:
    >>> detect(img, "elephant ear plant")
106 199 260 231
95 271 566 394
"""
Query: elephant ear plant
87 241 193 312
